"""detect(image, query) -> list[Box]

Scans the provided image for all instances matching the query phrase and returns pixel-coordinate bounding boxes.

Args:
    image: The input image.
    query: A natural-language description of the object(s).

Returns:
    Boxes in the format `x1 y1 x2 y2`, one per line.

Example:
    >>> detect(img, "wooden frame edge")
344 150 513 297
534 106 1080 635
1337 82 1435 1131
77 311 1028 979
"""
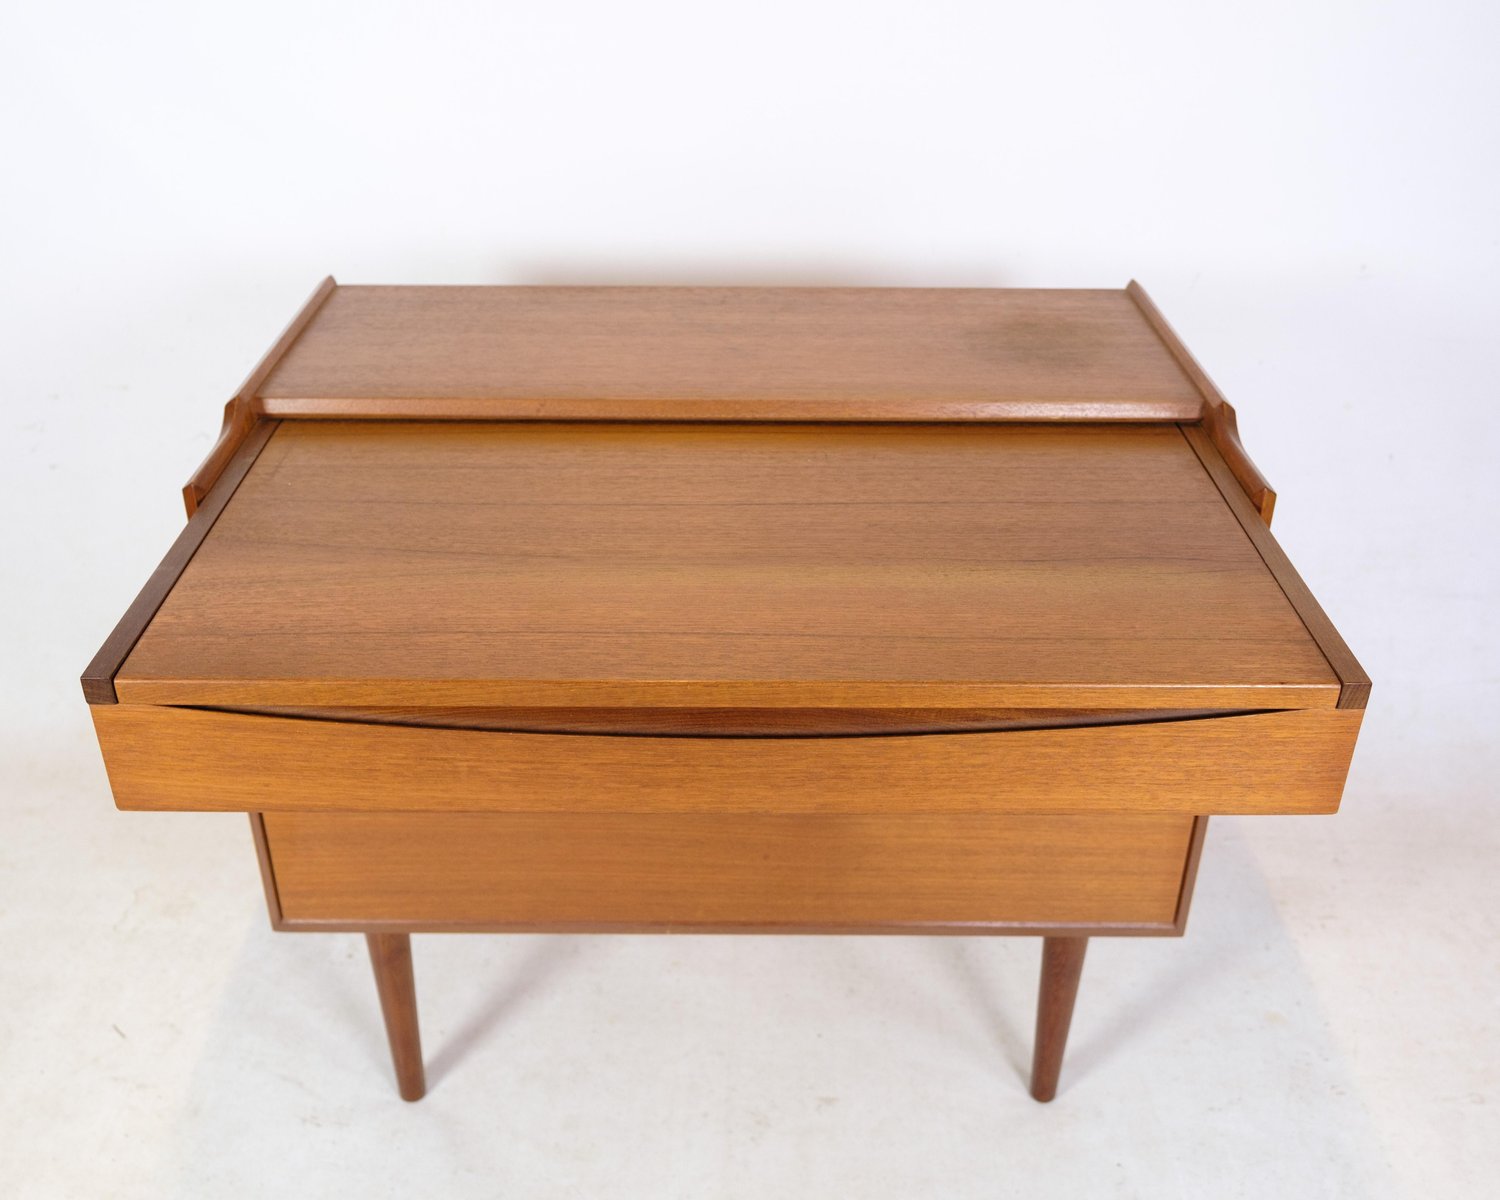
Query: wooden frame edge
1171 816 1210 933
1179 423 1370 709
182 276 336 516
80 420 281 704
248 813 287 930
1126 280 1276 525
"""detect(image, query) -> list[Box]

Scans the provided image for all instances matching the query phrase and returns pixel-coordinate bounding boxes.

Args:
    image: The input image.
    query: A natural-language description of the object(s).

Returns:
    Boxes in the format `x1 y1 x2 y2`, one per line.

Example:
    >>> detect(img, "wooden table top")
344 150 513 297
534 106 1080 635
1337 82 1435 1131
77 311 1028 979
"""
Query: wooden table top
115 419 1341 711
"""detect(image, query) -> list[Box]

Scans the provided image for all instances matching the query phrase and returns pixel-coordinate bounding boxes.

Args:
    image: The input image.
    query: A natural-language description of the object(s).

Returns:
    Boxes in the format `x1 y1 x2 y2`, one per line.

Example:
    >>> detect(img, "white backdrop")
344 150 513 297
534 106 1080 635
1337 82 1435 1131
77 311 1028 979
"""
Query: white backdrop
3 3 1497 1197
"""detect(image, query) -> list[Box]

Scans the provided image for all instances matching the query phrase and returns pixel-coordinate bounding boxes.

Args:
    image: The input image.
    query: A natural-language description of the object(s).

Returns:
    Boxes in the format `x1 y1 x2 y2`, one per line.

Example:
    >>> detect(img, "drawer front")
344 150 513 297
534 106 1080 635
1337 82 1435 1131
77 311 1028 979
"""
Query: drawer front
94 704 1362 817
263 811 1197 932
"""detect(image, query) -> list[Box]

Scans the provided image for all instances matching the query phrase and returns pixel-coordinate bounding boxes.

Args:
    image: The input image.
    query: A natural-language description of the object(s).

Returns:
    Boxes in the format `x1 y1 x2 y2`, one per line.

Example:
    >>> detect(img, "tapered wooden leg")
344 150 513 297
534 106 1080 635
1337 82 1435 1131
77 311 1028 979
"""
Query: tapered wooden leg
1029 936 1088 1103
366 933 426 1101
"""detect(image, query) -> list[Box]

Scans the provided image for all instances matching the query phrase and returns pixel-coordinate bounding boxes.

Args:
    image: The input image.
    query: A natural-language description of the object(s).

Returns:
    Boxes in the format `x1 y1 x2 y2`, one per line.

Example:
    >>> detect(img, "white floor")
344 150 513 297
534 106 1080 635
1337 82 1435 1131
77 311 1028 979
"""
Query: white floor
2 708 1494 1198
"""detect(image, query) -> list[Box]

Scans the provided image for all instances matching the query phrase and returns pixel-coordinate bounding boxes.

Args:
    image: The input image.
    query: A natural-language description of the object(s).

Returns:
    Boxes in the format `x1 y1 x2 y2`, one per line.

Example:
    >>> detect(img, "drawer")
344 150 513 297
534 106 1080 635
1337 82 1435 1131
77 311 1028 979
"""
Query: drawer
262 811 1199 933
93 704 1362 816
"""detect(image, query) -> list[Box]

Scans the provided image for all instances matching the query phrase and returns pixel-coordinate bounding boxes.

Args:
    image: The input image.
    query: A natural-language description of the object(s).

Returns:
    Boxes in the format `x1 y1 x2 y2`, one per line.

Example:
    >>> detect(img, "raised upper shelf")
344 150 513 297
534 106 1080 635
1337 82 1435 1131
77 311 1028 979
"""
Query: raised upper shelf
254 285 1206 421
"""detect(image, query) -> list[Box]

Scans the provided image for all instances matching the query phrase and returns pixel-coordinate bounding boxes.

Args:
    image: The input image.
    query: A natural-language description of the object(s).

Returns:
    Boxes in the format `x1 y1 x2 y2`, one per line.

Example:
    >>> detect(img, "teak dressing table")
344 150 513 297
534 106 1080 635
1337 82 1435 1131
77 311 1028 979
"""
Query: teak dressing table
83 280 1368 1103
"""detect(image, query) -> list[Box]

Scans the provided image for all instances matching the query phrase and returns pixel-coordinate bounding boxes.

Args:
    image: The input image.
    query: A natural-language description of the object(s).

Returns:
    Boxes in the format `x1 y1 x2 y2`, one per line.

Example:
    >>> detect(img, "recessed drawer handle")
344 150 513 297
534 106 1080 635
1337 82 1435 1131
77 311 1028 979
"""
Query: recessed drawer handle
189 704 1279 739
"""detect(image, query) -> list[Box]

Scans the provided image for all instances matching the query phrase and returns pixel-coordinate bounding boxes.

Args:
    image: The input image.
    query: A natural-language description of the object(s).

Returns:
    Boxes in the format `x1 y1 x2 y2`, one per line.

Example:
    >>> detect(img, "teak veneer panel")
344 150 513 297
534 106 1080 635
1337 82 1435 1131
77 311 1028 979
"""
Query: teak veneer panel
115 421 1340 711
262 811 1196 931
256 286 1205 421
90 704 1362 817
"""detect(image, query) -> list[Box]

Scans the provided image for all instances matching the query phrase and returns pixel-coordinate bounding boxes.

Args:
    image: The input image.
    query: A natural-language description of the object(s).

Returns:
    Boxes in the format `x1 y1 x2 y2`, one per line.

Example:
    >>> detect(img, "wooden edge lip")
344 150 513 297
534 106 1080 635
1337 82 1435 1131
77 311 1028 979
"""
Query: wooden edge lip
80 420 281 705
1179 424 1371 711
1126 279 1276 524
111 680 1343 710
267 917 1180 938
182 276 336 515
1171 816 1210 933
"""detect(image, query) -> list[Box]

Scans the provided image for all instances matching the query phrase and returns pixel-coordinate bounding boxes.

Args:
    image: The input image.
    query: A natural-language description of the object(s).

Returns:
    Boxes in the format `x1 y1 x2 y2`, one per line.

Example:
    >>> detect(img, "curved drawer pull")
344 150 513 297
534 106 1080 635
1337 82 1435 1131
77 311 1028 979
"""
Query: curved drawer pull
189 704 1277 739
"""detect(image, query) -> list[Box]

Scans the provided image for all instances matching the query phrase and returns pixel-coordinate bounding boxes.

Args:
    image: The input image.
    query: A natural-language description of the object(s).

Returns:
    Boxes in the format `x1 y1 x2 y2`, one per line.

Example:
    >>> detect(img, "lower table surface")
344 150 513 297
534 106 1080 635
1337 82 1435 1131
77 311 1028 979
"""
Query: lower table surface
113 419 1341 711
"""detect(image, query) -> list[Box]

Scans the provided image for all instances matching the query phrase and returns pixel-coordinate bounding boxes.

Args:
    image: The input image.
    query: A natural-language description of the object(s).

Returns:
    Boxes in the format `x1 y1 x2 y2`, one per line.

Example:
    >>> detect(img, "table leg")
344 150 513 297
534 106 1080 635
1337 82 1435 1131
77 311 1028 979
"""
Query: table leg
366 932 426 1101
1029 935 1088 1102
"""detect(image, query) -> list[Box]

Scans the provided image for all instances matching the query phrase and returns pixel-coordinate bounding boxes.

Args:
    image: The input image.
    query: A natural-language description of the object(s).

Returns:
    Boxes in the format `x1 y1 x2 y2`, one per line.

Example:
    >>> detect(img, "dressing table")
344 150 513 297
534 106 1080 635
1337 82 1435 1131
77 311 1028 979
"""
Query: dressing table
83 280 1367 1102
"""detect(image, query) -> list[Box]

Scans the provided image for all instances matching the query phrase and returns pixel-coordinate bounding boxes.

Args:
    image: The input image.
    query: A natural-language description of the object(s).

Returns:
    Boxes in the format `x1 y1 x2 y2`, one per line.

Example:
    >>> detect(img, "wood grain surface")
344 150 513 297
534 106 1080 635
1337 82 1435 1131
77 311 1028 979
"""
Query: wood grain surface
263 811 1194 929
254 286 1204 421
115 420 1339 710
91 704 1363 817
